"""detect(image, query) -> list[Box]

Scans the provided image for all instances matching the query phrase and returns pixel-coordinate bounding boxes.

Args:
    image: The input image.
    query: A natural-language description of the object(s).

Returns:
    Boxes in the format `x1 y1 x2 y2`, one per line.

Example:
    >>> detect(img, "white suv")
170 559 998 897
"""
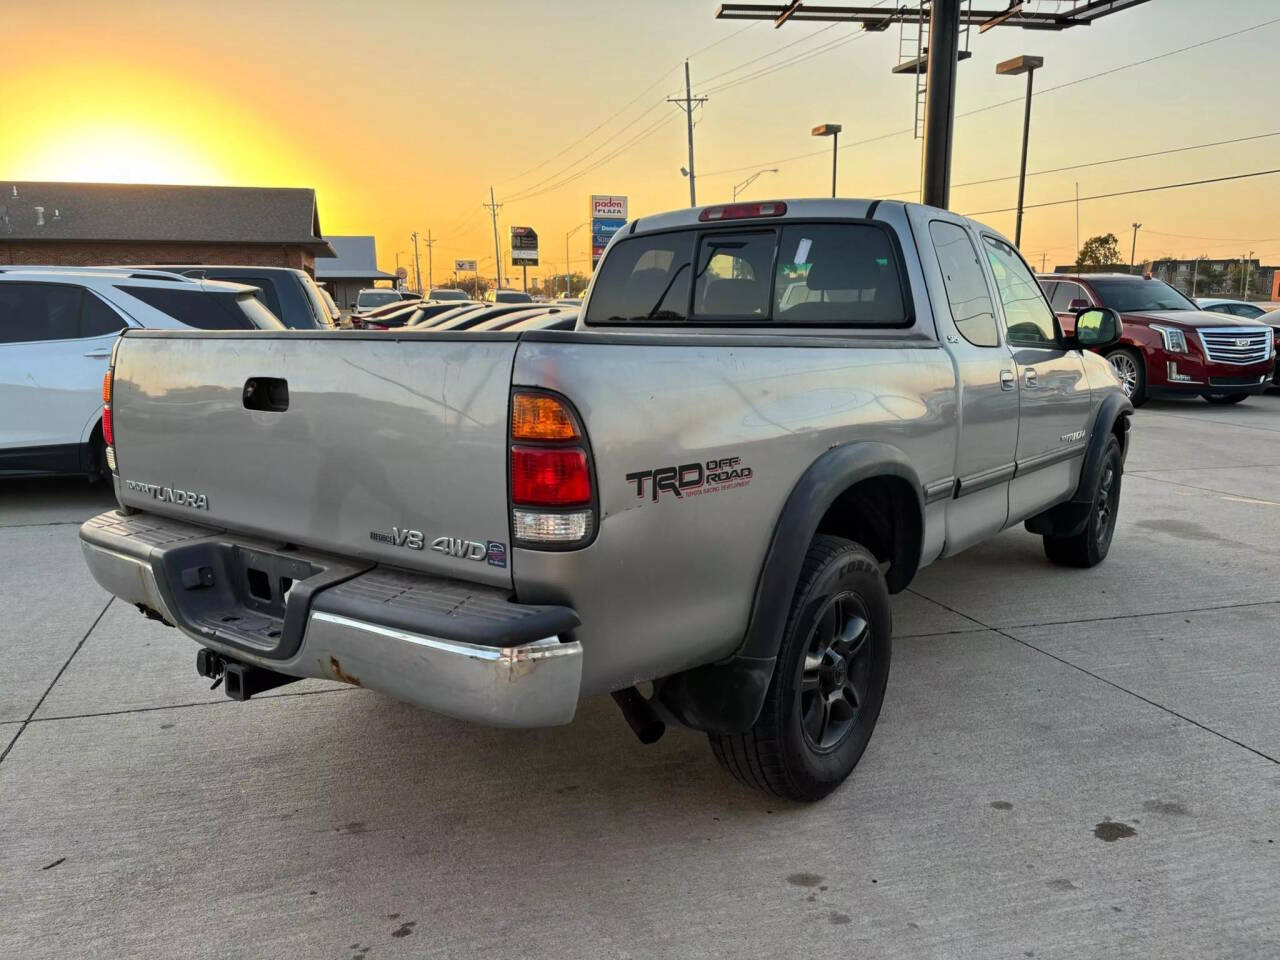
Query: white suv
0 267 282 479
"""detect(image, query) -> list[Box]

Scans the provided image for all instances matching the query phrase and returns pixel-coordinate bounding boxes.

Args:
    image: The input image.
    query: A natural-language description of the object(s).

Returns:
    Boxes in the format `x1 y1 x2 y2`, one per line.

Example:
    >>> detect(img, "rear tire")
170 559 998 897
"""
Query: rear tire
708 535 891 802
1105 347 1147 407
86 428 109 484
1043 435 1122 568
1201 392 1247 405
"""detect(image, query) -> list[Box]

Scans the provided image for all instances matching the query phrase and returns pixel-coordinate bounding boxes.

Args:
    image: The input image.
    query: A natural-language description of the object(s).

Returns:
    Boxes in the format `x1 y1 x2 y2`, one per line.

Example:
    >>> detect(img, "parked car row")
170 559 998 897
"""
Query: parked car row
1037 273 1276 406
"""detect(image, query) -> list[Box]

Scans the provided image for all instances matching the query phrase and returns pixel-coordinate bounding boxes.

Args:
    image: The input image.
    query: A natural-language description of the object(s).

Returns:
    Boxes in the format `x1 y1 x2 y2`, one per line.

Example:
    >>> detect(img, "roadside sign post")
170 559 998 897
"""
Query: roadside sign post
590 195 628 272
454 259 478 299
511 226 539 294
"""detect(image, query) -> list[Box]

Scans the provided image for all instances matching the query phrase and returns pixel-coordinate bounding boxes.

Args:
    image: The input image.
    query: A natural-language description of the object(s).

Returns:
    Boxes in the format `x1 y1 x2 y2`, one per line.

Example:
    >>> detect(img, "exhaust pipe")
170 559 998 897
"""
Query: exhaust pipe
611 686 665 744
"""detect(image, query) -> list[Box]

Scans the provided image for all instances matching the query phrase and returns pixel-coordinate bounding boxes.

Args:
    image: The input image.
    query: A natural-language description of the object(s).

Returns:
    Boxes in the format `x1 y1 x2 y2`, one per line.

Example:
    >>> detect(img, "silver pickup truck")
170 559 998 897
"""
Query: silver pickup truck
80 199 1132 801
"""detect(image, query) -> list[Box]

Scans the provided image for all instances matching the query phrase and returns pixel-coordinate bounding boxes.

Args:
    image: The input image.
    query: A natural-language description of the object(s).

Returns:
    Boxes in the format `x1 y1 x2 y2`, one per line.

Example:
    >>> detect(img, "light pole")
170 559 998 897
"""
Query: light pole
996 54 1044 248
732 168 779 201
1243 250 1254 296
410 232 424 295
565 222 589 297
1130 222 1141 275
811 123 842 198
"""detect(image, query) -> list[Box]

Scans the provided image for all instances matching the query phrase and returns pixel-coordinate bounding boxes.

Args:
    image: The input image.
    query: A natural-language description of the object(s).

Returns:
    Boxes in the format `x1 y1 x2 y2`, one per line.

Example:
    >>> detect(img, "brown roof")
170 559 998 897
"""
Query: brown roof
0 181 336 256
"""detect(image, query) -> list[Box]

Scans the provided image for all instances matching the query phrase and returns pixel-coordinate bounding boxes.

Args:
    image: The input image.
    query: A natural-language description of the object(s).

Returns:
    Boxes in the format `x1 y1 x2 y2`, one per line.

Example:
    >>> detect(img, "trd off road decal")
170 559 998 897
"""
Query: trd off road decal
626 456 753 502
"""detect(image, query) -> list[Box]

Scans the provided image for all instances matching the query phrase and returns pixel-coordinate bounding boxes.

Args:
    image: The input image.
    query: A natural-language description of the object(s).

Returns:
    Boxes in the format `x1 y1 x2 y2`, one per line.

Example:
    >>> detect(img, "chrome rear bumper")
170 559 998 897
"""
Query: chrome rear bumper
79 510 583 727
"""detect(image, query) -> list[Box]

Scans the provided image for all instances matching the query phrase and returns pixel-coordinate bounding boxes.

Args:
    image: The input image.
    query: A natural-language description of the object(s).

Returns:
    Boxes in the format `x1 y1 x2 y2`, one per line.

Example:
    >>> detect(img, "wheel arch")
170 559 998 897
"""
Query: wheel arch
1025 391 1132 538
655 441 924 735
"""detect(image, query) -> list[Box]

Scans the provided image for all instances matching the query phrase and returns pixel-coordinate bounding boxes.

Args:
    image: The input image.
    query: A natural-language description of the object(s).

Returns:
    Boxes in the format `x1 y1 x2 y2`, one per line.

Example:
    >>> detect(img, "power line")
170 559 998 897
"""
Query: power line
698 21 846 87
962 168 1280 217
875 129 1280 198
699 13 1280 179
496 22 760 188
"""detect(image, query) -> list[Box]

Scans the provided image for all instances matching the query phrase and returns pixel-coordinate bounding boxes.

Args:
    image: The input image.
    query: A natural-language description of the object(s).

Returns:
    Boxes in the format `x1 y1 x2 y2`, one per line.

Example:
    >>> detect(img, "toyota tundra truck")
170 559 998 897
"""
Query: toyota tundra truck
79 199 1132 801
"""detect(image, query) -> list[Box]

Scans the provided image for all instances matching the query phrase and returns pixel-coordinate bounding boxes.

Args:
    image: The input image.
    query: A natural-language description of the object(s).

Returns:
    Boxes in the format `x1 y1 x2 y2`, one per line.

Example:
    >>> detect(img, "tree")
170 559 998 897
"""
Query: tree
1075 233 1124 272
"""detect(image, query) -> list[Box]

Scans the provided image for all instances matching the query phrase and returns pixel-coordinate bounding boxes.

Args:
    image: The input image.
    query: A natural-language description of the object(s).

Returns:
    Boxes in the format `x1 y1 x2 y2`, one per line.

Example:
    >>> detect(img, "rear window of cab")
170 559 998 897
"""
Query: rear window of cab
584 221 910 328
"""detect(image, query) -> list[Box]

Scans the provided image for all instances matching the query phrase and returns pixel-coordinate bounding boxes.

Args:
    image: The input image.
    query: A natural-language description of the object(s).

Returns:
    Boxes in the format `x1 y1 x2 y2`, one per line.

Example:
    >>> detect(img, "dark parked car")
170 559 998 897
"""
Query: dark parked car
134 265 335 329
427 288 470 301
430 303 546 331
468 306 575 331
1039 273 1275 406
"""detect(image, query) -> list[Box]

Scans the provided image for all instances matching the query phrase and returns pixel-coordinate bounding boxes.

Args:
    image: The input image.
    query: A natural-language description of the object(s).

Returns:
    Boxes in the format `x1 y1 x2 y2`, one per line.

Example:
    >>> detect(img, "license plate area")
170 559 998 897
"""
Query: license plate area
151 539 371 659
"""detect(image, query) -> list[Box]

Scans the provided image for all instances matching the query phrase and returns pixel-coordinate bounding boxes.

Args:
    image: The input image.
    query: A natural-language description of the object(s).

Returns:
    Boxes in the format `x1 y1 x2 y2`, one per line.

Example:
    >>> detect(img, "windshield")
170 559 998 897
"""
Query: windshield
357 290 403 309
1088 277 1196 312
429 289 469 301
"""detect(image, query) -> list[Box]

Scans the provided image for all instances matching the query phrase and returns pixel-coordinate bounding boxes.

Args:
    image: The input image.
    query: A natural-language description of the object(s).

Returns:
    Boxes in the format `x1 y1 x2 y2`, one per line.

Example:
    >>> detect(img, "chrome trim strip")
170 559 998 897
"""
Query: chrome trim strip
924 477 957 503
956 463 1016 497
1015 444 1086 476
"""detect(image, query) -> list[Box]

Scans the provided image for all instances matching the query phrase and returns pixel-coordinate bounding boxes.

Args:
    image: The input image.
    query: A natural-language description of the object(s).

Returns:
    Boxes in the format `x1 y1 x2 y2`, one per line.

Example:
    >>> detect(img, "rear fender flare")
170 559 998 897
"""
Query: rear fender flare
656 441 923 734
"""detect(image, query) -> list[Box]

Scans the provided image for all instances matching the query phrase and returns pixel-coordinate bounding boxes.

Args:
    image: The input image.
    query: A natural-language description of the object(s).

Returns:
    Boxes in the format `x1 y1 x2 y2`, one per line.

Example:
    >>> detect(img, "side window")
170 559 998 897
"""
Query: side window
81 291 128 337
929 221 999 347
982 236 1058 346
1039 280 1059 309
0 283 83 343
119 286 256 330
583 231 695 324
216 275 283 318
694 231 773 319
1050 281 1089 312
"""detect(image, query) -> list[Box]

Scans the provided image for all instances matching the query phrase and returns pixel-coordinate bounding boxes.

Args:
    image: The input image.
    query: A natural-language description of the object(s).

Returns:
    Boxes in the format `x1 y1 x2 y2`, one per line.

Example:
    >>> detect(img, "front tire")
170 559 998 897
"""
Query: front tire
1043 435 1123 568
709 535 891 802
1106 347 1147 407
1201 392 1247 405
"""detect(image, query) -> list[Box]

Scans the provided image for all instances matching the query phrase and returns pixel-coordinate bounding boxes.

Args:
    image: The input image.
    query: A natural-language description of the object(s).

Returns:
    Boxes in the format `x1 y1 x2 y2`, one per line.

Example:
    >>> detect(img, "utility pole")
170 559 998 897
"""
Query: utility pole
668 60 708 207
484 187 503 292
920 0 961 209
410 232 423 295
1041 252 1047 273
424 230 435 291
1192 257 1201 298
1130 222 1141 275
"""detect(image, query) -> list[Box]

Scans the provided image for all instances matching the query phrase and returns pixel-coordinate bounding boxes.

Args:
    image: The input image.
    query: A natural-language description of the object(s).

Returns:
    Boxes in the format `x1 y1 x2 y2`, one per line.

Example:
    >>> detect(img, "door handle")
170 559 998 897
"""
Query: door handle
83 351 112 359
1024 368 1038 387
1000 369 1015 391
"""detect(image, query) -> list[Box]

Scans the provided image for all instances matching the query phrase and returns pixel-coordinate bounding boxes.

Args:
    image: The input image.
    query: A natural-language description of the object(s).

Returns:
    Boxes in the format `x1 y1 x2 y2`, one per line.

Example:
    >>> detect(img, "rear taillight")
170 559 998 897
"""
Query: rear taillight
101 359 117 473
699 201 787 222
509 390 594 546
366 322 388 331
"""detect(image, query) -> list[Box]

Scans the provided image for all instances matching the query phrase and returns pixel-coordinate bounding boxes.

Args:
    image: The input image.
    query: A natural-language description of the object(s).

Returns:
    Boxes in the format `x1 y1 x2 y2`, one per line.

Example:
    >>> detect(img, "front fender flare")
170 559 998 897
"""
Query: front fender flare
656 441 923 735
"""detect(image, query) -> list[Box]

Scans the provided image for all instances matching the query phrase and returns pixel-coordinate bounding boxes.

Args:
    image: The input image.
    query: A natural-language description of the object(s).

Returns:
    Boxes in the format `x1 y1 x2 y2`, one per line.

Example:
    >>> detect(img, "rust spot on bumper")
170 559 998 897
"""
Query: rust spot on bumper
327 656 363 687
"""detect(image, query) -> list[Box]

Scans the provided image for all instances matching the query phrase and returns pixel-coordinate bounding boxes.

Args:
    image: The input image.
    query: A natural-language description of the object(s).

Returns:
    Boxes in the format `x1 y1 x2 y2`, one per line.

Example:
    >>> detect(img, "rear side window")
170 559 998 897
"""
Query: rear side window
585 222 908 327
929 221 998 347
585 231 695 323
0 283 127 343
1049 281 1089 312
209 274 283 317
772 224 905 325
120 286 258 330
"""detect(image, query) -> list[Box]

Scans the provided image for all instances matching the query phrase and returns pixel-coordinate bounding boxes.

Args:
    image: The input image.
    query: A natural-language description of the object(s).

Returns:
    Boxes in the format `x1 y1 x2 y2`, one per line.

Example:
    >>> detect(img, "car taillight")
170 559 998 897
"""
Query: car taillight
366 322 388 331
699 201 787 222
509 390 594 546
101 364 117 473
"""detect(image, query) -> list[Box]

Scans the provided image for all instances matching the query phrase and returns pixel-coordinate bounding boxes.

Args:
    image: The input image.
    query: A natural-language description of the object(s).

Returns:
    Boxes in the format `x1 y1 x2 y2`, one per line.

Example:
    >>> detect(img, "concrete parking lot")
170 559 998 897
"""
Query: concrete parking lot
2 396 1278 960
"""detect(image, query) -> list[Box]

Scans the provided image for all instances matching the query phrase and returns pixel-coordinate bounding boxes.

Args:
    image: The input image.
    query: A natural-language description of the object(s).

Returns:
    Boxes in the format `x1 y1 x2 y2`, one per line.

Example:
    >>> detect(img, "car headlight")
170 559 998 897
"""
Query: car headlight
1149 324 1188 353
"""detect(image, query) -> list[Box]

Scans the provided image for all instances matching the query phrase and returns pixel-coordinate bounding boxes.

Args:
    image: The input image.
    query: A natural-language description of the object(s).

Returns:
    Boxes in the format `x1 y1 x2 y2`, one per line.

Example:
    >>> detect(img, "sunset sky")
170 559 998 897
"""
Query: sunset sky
3 0 1279 285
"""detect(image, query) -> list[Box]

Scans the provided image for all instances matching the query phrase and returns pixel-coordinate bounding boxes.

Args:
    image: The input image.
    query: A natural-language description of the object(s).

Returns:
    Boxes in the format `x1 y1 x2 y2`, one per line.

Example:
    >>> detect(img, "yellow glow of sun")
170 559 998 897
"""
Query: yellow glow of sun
17 121 228 186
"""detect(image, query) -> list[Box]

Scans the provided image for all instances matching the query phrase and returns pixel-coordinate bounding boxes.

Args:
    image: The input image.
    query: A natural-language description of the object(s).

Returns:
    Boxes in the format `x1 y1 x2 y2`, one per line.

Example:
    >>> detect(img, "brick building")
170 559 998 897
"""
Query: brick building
0 181 335 275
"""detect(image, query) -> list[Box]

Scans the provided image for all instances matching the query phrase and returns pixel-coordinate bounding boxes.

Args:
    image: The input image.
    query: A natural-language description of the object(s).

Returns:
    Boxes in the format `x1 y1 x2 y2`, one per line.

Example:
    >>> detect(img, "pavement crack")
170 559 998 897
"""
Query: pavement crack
1128 471 1280 505
0 598 112 765
906 589 1280 767
22 685 358 726
0 520 88 530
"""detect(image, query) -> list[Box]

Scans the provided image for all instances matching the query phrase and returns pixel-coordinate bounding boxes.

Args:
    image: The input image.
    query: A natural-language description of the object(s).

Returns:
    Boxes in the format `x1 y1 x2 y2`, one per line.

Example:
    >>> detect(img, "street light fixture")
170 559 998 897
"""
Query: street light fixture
995 54 1044 247
811 123 842 198
732 168 779 201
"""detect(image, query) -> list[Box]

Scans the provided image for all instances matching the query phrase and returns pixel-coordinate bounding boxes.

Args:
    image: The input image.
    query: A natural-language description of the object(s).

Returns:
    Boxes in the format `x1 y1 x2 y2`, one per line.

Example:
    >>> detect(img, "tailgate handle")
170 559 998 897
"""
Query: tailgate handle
243 377 289 412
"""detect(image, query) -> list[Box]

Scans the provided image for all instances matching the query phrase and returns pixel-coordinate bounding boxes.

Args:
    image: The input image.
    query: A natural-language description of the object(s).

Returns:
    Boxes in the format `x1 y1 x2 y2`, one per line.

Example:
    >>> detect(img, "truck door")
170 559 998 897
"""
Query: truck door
920 216 1019 554
980 235 1091 522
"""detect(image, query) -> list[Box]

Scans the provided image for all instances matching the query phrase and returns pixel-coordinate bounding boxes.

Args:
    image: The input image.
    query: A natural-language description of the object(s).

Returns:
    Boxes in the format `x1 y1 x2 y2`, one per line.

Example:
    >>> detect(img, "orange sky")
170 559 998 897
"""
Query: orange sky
3 0 1279 285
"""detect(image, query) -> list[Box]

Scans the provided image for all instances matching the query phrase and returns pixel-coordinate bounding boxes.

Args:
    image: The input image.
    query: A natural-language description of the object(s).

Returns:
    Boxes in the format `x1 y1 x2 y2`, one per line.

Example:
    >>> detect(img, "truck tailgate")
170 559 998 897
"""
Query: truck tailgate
111 331 516 588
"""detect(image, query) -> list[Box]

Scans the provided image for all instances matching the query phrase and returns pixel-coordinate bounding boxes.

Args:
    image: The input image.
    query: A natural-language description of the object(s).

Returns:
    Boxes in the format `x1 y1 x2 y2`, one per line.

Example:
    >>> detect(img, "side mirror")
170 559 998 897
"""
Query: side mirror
1072 306 1122 349
1068 298 1090 312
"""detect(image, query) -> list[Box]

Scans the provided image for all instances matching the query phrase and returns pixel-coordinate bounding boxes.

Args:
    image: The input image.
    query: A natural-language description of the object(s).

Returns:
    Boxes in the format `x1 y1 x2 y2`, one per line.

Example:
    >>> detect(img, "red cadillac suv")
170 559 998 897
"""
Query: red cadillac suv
1038 273 1275 406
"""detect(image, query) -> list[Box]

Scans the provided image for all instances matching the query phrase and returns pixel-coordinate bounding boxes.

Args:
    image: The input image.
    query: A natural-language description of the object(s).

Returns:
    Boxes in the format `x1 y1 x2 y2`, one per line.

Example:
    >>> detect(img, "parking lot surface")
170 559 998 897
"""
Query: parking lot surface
3 396 1278 960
